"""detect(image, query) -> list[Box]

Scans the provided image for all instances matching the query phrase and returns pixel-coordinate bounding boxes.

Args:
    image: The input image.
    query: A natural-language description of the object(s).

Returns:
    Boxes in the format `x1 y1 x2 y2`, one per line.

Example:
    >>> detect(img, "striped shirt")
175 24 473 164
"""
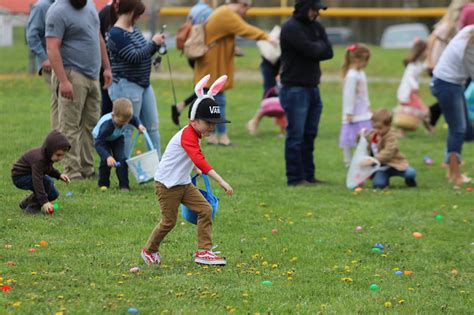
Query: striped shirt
107 26 158 88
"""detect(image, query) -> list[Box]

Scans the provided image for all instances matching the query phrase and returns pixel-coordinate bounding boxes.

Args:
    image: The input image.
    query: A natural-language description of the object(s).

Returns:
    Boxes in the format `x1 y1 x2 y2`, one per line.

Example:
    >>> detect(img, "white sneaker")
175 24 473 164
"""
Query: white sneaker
141 248 161 265
194 246 226 266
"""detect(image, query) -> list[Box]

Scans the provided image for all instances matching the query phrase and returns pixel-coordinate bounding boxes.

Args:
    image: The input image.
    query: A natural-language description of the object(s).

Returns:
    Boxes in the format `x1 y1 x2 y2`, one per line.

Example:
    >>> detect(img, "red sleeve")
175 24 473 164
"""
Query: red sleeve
181 125 213 174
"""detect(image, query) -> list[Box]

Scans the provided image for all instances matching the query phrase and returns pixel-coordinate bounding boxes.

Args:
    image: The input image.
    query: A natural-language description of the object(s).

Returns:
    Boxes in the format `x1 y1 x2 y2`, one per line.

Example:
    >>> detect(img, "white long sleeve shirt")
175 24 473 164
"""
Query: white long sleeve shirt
397 61 425 103
342 69 372 123
434 25 474 85
155 124 213 188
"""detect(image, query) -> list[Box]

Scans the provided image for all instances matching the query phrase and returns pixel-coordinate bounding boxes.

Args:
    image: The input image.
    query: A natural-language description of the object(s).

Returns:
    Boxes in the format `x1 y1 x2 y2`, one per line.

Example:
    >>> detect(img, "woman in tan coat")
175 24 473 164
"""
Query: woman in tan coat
193 0 271 145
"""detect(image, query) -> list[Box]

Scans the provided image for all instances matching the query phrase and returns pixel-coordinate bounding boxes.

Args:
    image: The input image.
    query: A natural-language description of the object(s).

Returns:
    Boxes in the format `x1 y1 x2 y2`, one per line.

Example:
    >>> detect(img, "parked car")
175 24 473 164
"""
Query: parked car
326 27 353 45
380 23 429 48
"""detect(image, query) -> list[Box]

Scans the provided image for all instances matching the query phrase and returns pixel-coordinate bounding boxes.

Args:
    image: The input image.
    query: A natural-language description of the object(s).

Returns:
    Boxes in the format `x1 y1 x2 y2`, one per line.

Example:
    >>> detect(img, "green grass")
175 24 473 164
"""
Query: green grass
0 74 473 314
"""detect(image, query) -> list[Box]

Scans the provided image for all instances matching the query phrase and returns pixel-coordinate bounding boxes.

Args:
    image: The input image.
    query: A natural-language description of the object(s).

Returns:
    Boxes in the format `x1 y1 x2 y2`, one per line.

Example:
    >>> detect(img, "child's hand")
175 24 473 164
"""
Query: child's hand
107 156 116 167
60 174 70 184
138 124 146 133
193 166 202 175
219 180 233 196
347 114 353 123
41 202 54 214
359 159 375 167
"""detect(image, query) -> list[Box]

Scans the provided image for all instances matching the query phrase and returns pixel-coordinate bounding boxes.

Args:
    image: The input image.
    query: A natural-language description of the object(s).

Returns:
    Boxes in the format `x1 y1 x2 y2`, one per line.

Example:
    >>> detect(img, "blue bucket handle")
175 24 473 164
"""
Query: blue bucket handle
129 130 154 158
191 174 214 197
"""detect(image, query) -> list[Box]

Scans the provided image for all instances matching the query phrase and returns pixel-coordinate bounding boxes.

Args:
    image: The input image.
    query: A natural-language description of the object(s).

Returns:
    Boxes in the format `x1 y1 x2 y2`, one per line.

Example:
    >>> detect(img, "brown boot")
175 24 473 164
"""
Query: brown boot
448 153 463 189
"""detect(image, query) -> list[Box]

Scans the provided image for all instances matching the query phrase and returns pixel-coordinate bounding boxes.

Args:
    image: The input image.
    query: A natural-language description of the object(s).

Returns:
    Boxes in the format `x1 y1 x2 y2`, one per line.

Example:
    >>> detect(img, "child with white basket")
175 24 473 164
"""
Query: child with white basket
141 74 233 267
339 43 373 167
394 38 433 133
93 98 145 192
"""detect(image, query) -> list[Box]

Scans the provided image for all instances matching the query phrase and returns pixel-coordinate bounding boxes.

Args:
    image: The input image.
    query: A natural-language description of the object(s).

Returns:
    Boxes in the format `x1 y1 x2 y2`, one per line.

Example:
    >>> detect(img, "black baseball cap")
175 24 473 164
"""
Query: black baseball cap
191 98 231 124
311 0 328 10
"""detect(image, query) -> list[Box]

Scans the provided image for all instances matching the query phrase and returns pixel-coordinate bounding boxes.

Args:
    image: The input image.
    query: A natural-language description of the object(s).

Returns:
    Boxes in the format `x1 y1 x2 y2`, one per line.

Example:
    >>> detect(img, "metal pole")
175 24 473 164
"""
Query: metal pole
149 0 157 35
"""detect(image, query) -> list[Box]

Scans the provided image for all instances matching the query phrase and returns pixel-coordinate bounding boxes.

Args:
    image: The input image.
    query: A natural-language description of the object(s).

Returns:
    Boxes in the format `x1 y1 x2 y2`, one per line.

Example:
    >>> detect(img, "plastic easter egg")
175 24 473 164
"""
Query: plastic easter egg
39 240 48 247
115 161 121 167
394 271 403 276
404 271 413 276
272 228 278 234
423 156 433 165
466 187 473 192
28 248 36 253
65 192 73 197
435 215 443 221
53 203 59 210
136 150 142 155
412 232 423 238
384 301 392 308
1 285 12 292
372 248 381 253
128 308 139 313
261 280 273 285
374 243 384 250
129 267 140 273
354 187 363 193
100 186 108 192
369 284 379 291
355 226 363 232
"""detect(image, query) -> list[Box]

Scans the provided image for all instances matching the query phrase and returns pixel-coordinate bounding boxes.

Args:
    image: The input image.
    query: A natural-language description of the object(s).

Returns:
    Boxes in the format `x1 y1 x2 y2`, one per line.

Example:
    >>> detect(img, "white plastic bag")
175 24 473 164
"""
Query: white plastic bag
346 131 380 189
256 25 281 65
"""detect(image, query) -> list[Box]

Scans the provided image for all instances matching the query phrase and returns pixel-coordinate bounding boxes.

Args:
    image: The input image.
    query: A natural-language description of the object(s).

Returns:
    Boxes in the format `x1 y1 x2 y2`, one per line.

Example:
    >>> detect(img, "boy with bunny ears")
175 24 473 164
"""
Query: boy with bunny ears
141 75 234 267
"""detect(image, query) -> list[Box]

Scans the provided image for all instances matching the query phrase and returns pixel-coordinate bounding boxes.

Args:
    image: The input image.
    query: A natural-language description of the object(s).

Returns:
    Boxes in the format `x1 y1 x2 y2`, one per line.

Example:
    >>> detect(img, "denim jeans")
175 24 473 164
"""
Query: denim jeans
98 137 129 189
279 86 323 185
213 92 227 134
260 59 279 97
12 175 59 207
430 77 467 163
372 166 417 189
109 79 161 158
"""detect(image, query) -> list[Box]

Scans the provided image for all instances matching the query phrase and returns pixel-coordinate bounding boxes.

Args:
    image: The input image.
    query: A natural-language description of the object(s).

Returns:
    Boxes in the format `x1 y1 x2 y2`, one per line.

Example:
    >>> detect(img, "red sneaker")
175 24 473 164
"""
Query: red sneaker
141 248 161 265
194 247 226 266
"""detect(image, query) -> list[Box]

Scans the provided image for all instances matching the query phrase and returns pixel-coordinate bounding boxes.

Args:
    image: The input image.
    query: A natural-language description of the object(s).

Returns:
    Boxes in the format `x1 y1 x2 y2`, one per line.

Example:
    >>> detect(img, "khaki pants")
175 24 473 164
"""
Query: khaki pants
44 71 59 130
52 70 101 178
145 182 213 252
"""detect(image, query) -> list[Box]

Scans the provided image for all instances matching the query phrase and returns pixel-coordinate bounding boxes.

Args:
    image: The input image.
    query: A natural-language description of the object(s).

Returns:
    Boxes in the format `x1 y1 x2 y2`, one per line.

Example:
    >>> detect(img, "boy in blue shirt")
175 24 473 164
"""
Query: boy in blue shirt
93 98 145 191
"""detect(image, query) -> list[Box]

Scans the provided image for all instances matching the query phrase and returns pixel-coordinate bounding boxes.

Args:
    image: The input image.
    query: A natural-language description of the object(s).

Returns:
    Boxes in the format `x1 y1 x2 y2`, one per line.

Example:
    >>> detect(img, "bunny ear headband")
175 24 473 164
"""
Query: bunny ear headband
190 74 228 120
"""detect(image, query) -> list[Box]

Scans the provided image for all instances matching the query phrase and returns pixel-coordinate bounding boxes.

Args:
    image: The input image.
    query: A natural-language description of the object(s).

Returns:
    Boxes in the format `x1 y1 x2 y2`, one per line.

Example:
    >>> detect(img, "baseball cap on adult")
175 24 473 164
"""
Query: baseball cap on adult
310 0 328 10
193 98 231 124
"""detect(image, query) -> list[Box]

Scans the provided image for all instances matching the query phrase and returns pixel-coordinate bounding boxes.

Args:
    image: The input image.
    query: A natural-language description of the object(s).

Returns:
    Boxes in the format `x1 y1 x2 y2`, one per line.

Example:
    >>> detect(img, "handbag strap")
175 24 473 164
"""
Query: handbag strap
128 130 155 159
190 174 214 196
263 86 278 99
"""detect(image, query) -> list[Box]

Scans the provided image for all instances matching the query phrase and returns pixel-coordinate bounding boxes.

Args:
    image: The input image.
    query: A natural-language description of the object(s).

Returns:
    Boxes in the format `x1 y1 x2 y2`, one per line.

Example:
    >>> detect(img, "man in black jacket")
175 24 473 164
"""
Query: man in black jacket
279 0 333 186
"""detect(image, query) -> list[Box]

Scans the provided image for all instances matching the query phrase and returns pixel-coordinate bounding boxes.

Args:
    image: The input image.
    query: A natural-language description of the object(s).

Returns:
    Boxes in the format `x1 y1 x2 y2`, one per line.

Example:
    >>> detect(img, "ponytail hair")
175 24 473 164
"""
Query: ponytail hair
110 0 146 26
403 38 427 66
341 43 371 78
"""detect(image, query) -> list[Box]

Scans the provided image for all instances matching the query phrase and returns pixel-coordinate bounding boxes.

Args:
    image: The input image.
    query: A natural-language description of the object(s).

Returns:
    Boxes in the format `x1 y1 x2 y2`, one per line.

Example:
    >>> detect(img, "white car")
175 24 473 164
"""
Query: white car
380 23 429 48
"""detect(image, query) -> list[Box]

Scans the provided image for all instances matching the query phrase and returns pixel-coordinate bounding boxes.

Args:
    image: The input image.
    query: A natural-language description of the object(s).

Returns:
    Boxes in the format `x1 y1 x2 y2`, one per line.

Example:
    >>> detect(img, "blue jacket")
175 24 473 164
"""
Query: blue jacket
280 0 333 88
93 113 141 159
26 0 54 73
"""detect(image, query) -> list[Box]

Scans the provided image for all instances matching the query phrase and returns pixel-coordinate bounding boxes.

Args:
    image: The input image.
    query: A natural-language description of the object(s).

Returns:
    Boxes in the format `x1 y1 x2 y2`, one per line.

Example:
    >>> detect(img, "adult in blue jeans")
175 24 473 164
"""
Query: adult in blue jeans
106 0 165 158
279 0 333 186
430 24 474 188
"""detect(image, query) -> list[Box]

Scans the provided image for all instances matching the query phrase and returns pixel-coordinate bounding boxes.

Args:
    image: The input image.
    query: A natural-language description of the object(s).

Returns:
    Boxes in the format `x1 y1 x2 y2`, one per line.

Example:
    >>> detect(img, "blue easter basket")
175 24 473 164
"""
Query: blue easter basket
181 174 219 225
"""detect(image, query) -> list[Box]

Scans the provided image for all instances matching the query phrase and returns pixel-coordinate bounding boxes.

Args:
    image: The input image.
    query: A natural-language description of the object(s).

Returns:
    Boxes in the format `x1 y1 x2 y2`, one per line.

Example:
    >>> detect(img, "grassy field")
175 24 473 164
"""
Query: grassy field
1 28 473 314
